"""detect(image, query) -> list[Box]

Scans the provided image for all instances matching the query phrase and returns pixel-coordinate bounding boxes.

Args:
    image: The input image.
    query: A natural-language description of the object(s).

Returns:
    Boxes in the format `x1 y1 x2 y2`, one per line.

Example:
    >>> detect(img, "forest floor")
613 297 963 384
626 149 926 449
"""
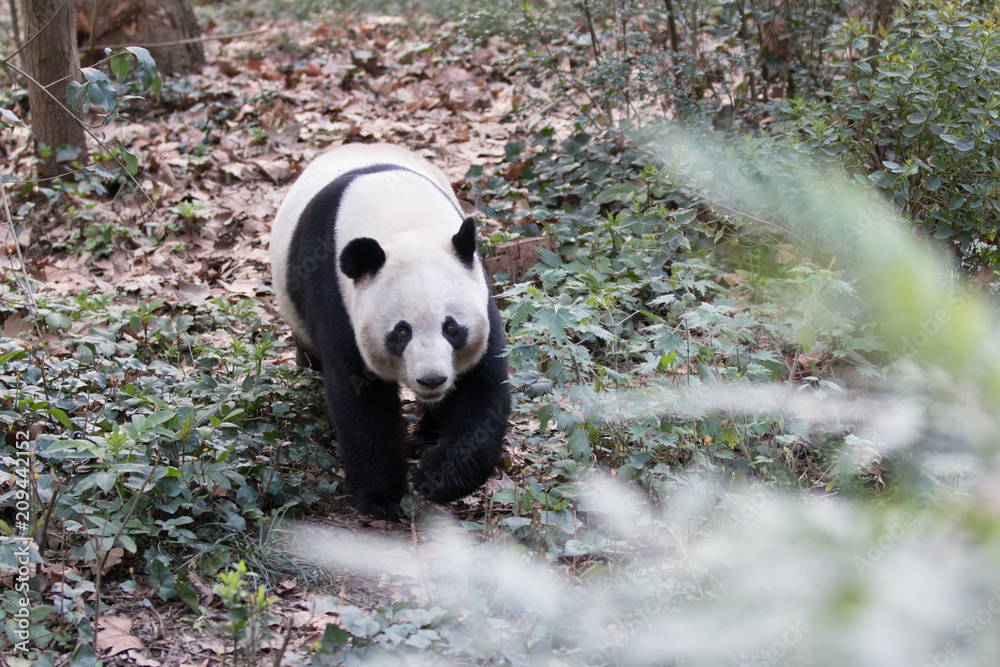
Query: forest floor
1 11 570 665
5 11 556 342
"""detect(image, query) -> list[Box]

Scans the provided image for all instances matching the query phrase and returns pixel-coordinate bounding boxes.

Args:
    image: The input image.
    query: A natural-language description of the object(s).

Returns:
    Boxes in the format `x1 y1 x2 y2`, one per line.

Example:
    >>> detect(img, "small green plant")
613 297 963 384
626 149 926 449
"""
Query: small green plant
82 220 136 257
68 47 161 127
460 0 847 131
214 560 279 663
0 589 54 651
169 198 210 221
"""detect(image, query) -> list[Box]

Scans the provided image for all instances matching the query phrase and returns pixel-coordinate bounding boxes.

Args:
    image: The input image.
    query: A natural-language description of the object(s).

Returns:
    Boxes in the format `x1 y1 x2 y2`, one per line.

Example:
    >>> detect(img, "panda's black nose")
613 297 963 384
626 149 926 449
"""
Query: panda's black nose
416 375 447 389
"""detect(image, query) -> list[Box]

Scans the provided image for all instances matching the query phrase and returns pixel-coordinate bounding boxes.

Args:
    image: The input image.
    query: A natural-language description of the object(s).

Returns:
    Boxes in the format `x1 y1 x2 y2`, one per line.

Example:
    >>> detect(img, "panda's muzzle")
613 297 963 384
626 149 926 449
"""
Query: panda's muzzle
416 375 447 390
414 374 449 402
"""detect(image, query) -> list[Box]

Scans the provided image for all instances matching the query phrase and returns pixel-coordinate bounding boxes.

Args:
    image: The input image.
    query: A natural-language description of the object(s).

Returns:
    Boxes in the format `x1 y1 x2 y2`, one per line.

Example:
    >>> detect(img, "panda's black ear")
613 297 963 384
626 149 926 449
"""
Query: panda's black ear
340 237 386 281
452 217 477 268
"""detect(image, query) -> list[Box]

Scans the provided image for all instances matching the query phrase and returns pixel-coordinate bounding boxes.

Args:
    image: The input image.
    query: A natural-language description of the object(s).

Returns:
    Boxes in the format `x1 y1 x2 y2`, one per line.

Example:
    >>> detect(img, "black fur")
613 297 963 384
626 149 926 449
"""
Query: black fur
285 163 510 520
340 237 386 280
452 217 477 268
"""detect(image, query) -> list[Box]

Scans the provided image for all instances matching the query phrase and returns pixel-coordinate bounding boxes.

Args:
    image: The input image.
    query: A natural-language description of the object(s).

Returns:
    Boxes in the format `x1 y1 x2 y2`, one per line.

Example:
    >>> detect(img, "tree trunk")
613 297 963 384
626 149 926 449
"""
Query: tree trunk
76 0 204 74
663 0 681 54
23 0 88 180
868 0 898 57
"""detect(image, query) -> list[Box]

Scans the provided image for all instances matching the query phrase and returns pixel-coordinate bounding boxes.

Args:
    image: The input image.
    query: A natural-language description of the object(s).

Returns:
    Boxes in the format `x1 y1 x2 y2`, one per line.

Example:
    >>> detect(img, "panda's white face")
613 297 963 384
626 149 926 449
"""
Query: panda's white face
273 150 493 404
351 259 490 403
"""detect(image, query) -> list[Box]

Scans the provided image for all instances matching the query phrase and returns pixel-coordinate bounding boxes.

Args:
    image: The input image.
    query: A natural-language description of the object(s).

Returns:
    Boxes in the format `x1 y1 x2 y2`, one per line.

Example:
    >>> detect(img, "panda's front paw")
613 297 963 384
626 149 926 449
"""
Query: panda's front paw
352 492 405 522
407 433 438 457
409 465 446 503
409 453 471 505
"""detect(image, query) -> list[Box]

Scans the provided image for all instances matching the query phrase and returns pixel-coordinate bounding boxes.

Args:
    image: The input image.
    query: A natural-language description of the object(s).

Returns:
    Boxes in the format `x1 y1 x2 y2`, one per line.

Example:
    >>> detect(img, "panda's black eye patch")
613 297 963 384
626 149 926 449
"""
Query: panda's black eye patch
385 321 412 356
442 316 468 350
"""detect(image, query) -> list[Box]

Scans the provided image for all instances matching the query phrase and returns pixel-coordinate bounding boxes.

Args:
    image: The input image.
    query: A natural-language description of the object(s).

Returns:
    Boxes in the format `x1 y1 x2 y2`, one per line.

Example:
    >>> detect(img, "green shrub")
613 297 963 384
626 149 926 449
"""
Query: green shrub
776 0 1000 267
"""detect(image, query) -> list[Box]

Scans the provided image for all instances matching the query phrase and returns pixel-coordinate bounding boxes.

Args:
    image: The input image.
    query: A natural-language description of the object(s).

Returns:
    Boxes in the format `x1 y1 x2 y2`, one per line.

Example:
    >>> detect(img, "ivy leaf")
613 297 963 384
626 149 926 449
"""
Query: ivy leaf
125 46 161 96
177 582 200 613
538 510 583 534
116 141 139 175
43 407 73 430
535 305 576 344
66 80 86 109
657 351 677 371
535 246 563 268
86 164 115 180
0 106 23 129
537 403 558 433
80 67 117 112
502 516 532 531
796 324 817 353
567 426 591 460
339 606 380 637
148 557 179 600
68 644 98 667
45 311 71 331
109 50 132 82
320 623 350 650
595 182 645 204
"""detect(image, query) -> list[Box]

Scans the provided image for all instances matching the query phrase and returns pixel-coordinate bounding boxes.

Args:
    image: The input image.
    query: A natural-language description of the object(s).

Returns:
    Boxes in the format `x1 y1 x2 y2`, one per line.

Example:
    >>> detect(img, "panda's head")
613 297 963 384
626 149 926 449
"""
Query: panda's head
339 217 490 403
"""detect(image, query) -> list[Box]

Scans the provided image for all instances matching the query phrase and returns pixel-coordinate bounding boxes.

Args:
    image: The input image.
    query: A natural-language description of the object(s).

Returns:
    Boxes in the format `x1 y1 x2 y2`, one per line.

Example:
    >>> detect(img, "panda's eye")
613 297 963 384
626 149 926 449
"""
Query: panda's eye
442 317 468 350
386 321 412 356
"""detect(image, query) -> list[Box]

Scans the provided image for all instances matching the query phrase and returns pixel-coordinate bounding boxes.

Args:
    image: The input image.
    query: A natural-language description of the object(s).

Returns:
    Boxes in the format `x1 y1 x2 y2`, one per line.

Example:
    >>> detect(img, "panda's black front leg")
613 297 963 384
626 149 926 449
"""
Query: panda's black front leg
293 335 323 372
409 380 508 503
407 407 442 457
322 362 408 520
409 328 510 504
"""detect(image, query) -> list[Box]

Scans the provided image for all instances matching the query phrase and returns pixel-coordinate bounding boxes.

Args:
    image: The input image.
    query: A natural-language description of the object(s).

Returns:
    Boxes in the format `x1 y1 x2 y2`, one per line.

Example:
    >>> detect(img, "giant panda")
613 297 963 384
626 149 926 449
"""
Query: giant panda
269 143 510 520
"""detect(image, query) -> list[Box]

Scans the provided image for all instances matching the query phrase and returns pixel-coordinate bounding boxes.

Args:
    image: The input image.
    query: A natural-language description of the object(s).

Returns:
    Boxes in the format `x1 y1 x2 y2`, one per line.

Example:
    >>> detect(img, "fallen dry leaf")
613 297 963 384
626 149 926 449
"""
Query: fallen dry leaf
89 547 125 575
127 650 162 666
2 312 27 337
97 615 145 657
175 280 212 304
218 279 261 296
43 563 81 586
257 158 296 183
